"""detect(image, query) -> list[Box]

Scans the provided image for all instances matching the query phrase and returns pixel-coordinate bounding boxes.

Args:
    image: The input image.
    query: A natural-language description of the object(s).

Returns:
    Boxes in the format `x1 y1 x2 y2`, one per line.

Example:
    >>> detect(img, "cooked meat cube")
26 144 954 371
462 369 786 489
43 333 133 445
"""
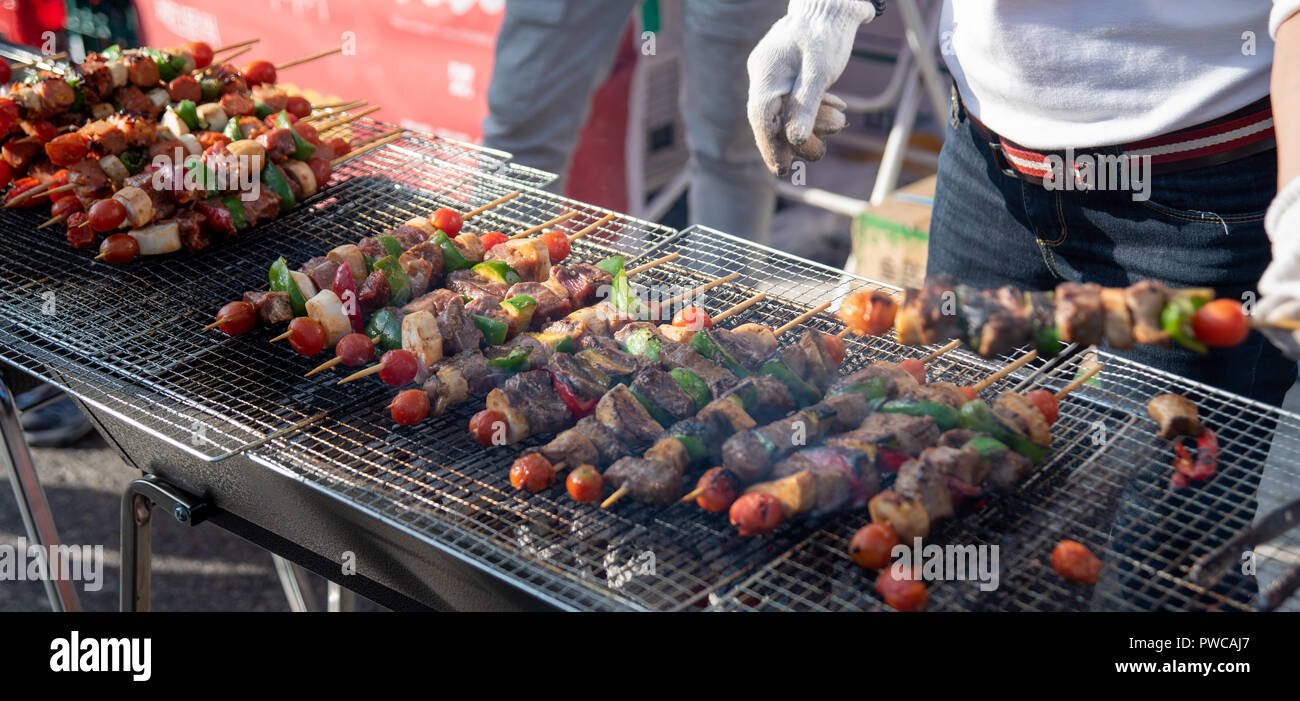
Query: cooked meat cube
1147 393 1204 440
986 450 1034 491
258 128 296 162
550 263 612 306
896 276 964 345
961 285 1031 357
176 210 209 252
357 269 391 315
421 362 471 416
869 490 930 543
497 334 549 369
507 281 571 323
837 361 921 399
895 455 956 523
698 396 757 437
936 428 979 449
828 413 940 457
220 91 256 116
645 436 691 474
78 120 128 156
500 369 571 436
595 384 663 445
722 431 776 483
242 291 293 324
821 392 874 429
357 237 385 262
1055 282 1104 346
631 367 697 421
795 331 835 391
115 85 158 118
299 256 340 294
123 53 161 87
549 352 609 404
771 447 880 513
400 242 445 289
402 288 461 316
486 238 550 282
573 416 629 465
76 61 114 103
447 269 508 301
1125 280 1170 346
251 85 288 113
1099 287 1134 350
465 294 505 321
745 375 799 422
390 225 427 249
241 187 282 225
603 456 682 505
993 391 1052 446
576 339 649 380
710 326 770 370
402 257 434 298
921 445 987 488
435 296 483 356
613 322 657 346
535 431 600 469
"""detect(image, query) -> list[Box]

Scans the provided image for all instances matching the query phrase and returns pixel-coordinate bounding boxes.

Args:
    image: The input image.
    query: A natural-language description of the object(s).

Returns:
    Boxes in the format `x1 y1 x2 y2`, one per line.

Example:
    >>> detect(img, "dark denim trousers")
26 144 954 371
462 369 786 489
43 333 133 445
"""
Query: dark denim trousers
929 99 1297 609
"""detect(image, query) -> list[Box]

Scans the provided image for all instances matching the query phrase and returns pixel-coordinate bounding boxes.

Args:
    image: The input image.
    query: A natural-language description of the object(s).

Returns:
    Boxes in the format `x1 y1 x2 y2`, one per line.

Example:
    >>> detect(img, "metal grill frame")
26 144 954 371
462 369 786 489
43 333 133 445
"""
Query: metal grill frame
1 128 1297 610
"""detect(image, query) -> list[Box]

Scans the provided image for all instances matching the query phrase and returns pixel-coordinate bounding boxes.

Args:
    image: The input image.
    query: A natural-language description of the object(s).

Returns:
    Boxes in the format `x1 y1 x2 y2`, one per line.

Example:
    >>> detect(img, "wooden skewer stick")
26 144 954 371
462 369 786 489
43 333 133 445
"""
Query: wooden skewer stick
276 47 343 71
203 45 252 69
310 99 365 111
9 51 67 69
5 183 52 207
330 130 404 167
921 338 962 364
305 335 382 377
510 211 577 240
212 38 260 54
601 485 628 509
336 363 386 385
658 272 740 311
679 486 703 504
269 329 291 342
305 101 369 122
774 300 833 337
463 191 521 220
1056 360 1104 400
567 213 617 243
969 349 1039 394
1254 318 1300 332
711 292 766 325
37 215 64 230
626 252 679 277
314 105 381 133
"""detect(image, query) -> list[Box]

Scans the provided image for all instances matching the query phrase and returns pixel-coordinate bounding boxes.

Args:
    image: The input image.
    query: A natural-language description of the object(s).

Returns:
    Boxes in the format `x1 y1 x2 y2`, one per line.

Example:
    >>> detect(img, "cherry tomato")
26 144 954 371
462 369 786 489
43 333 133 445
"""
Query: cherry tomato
50 196 83 222
326 137 350 156
0 62 10 85
215 301 257 336
839 289 898 336
538 229 570 263
6 177 45 207
285 95 312 119
87 198 128 232
849 522 899 570
332 334 372 366
45 133 88 166
729 492 784 536
1024 389 1059 425
187 42 214 69
287 317 326 356
694 467 741 513
672 306 713 331
1051 540 1102 584
819 332 846 366
429 207 463 236
0 98 17 134
167 75 202 103
241 59 277 87
390 389 430 426
899 358 926 385
469 409 507 447
65 211 95 249
27 120 57 143
566 464 604 503
479 231 507 251
0 160 11 189
292 120 319 145
1192 298 1249 348
97 233 139 264
875 565 928 611
377 349 419 386
510 453 556 493
306 155 332 188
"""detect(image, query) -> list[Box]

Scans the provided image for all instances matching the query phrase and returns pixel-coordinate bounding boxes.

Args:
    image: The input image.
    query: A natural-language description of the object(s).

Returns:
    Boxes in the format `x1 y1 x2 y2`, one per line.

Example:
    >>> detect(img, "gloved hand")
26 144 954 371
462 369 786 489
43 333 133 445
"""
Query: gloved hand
1256 174 1300 359
747 0 879 175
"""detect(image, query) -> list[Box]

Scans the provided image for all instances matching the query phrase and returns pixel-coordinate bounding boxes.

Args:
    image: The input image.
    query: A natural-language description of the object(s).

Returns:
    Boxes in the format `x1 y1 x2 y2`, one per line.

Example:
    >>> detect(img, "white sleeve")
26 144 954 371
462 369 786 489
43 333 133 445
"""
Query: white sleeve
1272 0 1300 38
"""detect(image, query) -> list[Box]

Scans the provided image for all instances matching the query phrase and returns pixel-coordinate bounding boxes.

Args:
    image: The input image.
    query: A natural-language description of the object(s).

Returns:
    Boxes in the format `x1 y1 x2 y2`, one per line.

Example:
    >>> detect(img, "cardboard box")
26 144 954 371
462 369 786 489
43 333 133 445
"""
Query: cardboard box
848 175 935 289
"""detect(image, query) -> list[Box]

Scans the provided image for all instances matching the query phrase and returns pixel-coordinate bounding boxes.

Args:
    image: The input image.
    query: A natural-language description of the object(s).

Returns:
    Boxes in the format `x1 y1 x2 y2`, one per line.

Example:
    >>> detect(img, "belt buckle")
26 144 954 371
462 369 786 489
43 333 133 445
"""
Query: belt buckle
988 142 1022 180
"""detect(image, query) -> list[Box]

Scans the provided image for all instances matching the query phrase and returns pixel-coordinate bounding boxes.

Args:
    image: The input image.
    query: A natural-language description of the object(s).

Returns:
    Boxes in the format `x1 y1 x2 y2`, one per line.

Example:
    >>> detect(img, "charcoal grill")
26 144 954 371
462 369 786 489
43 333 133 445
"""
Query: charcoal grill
1 125 1297 611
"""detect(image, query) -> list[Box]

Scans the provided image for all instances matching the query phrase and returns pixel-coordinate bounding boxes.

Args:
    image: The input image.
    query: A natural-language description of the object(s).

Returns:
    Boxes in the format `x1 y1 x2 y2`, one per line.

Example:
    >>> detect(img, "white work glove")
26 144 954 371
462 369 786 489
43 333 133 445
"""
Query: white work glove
747 0 879 175
1256 175 1300 359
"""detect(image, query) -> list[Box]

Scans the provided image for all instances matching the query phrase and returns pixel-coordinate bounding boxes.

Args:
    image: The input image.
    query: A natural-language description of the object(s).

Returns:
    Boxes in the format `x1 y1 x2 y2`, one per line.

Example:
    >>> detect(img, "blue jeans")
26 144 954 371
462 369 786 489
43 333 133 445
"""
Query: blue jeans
930 98 1297 609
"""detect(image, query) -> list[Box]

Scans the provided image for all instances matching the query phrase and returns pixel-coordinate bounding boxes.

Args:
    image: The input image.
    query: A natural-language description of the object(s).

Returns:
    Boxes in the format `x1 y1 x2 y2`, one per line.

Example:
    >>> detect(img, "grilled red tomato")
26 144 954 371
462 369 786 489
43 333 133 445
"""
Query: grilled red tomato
391 389 430 426
566 464 604 504
469 409 507 446
849 522 898 570
1192 299 1249 348
215 301 257 336
899 358 926 385
1051 540 1102 584
875 564 928 611
479 231 507 251
839 289 898 336
510 453 555 493
730 492 784 536
694 467 741 513
430 207 463 236
538 230 570 263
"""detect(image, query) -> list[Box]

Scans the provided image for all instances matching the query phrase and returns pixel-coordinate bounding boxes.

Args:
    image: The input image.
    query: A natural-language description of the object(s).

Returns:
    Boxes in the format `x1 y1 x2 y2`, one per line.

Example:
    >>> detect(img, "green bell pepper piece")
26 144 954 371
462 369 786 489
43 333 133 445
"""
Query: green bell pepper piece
963 435 1010 459
500 295 537 332
432 231 472 271
880 398 961 431
1034 325 1062 357
759 359 821 407
487 347 532 372
101 45 122 60
1162 290 1212 354
958 400 1047 463
373 256 411 306
376 235 404 259
255 102 272 119
473 314 508 346
674 433 711 463
274 110 316 160
472 260 522 286
629 385 676 428
531 331 575 353
260 162 296 214
364 309 403 351
595 255 626 277
670 368 711 412
118 151 145 175
623 327 662 362
609 268 646 317
66 77 85 113
223 116 243 141
269 257 307 317
175 100 202 130
691 329 749 377
199 78 222 101
222 196 249 231
185 158 220 197
142 48 178 81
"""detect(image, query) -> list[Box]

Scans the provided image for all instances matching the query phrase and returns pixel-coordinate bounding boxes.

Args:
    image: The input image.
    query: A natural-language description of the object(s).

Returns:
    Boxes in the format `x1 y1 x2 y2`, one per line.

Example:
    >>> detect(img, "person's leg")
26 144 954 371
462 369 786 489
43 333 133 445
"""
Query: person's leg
481 0 640 192
679 0 786 244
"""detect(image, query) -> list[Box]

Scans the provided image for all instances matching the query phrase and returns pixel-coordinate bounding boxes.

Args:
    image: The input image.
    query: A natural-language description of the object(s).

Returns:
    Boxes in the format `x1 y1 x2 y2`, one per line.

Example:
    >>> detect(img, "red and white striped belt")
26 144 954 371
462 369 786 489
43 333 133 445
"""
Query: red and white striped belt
965 95 1276 185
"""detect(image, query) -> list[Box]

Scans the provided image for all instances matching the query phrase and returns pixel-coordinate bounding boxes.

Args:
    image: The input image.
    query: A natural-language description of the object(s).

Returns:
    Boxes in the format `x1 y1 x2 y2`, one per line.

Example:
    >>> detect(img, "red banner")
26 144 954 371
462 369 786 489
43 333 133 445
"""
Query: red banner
134 0 504 142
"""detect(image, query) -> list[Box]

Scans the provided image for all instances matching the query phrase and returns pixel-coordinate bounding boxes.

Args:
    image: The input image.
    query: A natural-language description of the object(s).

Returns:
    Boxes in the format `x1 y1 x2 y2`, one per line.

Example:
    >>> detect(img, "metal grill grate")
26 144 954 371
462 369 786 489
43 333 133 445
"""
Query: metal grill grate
0 123 675 462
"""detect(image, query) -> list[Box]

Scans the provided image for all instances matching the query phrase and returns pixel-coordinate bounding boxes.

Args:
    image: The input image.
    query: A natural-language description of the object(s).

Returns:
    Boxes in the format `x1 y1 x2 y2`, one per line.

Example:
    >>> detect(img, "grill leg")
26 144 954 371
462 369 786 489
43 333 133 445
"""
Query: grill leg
0 379 80 612
272 555 319 612
327 581 355 612
119 476 210 612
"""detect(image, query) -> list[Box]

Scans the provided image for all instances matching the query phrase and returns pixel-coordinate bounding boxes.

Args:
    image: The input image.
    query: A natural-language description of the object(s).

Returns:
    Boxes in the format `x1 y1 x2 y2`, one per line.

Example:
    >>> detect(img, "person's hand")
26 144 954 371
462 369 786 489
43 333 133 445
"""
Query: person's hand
747 0 879 175
1257 176 1300 359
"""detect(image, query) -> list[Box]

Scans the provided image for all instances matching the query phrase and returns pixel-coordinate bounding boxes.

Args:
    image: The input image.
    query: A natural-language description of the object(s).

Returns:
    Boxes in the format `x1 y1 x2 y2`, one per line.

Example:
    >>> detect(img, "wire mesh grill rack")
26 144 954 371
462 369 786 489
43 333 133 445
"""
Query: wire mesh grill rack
0 123 676 463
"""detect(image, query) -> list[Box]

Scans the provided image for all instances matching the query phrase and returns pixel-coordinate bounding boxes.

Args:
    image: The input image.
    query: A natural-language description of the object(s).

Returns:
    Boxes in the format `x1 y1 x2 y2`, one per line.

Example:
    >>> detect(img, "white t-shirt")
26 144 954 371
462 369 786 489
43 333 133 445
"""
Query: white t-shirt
943 1 1300 150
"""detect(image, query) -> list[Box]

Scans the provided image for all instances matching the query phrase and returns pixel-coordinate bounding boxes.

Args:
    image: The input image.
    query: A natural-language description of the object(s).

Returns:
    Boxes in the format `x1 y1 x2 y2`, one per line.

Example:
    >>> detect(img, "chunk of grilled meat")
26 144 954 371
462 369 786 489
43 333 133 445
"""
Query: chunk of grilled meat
1147 393 1204 440
896 276 964 346
631 367 698 422
869 490 930 542
508 281 571 324
769 446 882 514
494 369 572 437
992 391 1051 446
603 456 683 505
550 263 612 307
1125 280 1170 346
548 352 609 406
595 384 664 445
1055 282 1104 346
242 291 293 324
1099 287 1134 350
447 269 508 301
827 412 940 457
299 256 340 294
